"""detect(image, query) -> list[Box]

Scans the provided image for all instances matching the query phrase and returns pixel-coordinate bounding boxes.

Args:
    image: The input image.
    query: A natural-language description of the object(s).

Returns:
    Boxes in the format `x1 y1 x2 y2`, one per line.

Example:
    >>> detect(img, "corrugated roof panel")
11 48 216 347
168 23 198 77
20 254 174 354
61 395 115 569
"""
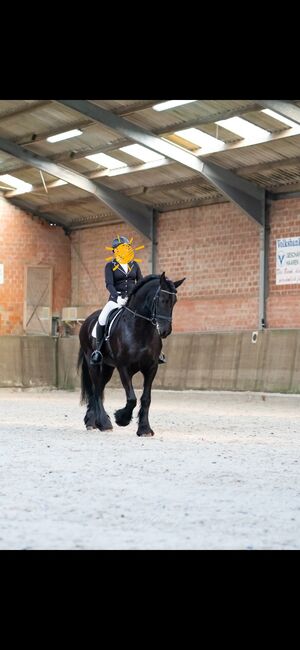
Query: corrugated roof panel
0 102 83 139
24 123 122 157
0 100 46 119
129 178 219 206
264 135 300 156
205 135 300 169
3 100 300 224
245 164 300 188
0 151 20 168
25 185 91 206
205 146 280 168
125 99 258 132
98 163 197 191
4 168 61 185
90 100 155 112
242 110 291 133
193 123 242 144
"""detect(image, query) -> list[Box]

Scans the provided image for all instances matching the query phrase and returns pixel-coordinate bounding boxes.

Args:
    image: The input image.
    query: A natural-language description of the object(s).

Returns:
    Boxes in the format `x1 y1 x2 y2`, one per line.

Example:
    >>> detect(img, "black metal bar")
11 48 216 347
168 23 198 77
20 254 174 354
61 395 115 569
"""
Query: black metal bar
0 135 153 240
58 100 265 226
8 197 69 231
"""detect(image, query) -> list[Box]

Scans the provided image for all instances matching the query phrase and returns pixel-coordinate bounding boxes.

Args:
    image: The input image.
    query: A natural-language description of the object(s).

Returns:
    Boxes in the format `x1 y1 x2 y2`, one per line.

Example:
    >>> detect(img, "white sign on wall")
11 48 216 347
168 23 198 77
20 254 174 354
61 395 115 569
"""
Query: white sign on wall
276 237 300 284
0 264 3 284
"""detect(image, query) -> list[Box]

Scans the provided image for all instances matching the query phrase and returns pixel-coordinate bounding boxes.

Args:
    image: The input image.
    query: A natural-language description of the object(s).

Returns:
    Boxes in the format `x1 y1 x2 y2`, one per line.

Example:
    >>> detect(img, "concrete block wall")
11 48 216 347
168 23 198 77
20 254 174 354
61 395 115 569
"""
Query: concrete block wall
1 331 300 394
0 336 57 387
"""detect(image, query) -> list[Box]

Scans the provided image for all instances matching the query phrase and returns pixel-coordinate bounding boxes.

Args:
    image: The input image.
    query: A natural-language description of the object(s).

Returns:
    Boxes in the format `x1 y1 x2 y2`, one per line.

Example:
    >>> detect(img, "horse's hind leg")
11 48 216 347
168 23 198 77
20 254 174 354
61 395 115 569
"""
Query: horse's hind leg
80 352 97 430
137 364 158 437
84 397 97 430
115 367 137 427
90 363 115 431
99 363 115 402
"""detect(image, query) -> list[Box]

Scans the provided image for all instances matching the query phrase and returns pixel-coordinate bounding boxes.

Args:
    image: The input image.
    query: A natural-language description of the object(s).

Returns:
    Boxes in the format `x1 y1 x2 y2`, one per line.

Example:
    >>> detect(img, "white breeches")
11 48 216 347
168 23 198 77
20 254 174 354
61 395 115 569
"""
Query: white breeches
91 300 120 337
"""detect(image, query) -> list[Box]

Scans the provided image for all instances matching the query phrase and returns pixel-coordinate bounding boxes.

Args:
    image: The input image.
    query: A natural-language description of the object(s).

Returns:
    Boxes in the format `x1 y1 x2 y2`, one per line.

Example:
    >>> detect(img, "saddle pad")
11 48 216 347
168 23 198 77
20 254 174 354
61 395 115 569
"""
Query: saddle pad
91 308 122 339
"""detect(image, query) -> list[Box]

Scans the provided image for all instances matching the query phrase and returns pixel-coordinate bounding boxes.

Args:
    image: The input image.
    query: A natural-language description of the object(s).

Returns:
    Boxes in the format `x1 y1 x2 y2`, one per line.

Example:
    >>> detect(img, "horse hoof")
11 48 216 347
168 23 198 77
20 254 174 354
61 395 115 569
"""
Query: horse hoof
137 429 155 437
95 419 113 431
114 409 132 427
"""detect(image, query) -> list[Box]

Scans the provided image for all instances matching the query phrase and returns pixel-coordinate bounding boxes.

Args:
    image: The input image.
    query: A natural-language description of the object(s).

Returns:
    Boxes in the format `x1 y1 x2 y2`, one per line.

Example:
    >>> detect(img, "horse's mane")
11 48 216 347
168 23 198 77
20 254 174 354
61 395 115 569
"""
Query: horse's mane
128 274 160 297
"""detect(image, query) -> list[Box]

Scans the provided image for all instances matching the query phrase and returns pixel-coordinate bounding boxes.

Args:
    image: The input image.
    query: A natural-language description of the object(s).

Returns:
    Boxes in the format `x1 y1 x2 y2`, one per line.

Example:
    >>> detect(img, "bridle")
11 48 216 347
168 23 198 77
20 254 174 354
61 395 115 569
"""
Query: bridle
124 286 176 335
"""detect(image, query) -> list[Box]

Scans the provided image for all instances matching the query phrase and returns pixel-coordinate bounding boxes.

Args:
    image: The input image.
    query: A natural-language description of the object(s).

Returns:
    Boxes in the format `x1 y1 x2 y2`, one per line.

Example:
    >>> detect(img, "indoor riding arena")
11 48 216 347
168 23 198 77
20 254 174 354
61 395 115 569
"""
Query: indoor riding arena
0 99 300 550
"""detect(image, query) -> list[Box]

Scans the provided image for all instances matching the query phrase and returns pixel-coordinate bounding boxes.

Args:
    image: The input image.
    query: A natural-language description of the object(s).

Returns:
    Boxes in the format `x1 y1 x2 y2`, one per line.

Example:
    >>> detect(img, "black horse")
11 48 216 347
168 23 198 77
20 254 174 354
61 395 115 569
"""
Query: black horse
77 272 185 436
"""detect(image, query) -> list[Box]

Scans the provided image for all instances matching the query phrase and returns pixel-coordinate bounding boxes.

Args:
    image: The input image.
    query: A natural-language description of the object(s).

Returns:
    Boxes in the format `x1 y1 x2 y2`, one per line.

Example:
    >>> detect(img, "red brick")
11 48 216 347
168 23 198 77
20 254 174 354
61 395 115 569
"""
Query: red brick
0 198 70 335
2 195 300 335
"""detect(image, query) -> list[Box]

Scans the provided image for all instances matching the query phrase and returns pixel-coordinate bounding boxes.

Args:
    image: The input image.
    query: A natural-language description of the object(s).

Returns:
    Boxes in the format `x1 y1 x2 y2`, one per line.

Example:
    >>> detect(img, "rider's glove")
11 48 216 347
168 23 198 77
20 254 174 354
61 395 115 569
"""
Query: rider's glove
117 296 127 306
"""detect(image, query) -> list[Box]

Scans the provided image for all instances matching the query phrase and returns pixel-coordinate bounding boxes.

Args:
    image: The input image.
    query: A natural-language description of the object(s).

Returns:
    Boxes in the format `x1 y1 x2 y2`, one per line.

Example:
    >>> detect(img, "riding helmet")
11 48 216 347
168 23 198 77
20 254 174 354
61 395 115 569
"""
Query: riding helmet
112 236 129 249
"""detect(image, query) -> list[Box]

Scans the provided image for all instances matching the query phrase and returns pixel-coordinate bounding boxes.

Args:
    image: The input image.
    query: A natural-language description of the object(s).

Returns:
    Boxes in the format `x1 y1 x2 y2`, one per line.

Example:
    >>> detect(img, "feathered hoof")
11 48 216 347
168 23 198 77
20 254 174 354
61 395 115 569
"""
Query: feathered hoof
136 427 155 437
114 408 132 427
95 416 113 431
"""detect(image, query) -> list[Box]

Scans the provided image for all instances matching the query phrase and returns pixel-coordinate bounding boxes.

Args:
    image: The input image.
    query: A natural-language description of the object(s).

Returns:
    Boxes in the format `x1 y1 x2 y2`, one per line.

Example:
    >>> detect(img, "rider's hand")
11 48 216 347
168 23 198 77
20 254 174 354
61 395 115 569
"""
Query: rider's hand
117 296 127 306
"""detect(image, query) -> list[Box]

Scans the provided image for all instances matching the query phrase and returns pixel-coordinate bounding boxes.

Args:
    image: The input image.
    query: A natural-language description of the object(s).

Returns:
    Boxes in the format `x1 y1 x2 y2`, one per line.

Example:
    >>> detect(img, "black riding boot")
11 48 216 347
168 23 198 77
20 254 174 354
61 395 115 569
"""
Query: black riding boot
90 323 105 365
158 351 166 364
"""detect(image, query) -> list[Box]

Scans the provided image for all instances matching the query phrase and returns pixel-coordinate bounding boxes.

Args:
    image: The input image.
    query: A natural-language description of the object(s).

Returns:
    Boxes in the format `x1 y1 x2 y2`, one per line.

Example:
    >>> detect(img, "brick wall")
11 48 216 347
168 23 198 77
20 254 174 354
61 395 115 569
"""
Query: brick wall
267 198 300 328
70 205 264 333
0 198 71 335
70 224 152 311
157 204 261 332
2 195 300 336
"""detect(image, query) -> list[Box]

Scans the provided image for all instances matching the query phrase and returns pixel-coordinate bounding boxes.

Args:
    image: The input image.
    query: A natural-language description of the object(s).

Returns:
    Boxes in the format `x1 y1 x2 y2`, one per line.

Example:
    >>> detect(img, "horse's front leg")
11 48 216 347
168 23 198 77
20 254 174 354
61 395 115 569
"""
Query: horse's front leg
115 367 137 426
137 363 158 437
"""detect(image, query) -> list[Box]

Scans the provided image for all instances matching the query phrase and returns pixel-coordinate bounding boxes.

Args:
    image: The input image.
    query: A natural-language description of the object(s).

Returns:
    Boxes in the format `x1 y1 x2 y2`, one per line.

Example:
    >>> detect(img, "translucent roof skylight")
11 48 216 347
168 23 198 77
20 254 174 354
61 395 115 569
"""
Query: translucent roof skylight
215 117 269 140
174 127 224 151
85 153 127 169
153 100 196 112
120 144 164 162
0 174 32 193
47 129 82 143
261 108 299 128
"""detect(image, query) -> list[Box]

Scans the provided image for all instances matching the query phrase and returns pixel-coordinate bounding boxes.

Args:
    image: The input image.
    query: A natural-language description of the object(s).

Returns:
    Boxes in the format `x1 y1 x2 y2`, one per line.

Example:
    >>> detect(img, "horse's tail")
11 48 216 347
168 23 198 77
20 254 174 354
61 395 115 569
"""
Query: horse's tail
77 346 93 405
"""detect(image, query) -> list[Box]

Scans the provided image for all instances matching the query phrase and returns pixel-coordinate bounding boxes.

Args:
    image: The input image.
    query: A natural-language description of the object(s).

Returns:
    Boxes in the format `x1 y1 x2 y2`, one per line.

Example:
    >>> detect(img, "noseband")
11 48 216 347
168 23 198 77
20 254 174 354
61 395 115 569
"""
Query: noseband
151 286 175 324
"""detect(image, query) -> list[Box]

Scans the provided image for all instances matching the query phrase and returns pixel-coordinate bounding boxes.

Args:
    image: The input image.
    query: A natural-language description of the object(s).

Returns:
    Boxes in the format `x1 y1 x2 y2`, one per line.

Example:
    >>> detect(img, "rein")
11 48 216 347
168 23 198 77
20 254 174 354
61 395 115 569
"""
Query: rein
124 287 176 332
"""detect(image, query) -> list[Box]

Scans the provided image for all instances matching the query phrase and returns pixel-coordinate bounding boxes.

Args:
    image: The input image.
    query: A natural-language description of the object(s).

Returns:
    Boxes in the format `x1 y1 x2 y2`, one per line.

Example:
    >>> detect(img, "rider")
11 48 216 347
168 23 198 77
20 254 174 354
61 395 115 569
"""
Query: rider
90 235 166 366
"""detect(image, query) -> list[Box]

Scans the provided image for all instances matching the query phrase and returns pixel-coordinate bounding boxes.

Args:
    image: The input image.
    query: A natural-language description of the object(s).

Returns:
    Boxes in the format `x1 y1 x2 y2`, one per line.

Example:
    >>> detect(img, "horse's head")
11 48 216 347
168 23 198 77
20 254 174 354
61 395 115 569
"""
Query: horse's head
128 272 185 339
154 272 185 338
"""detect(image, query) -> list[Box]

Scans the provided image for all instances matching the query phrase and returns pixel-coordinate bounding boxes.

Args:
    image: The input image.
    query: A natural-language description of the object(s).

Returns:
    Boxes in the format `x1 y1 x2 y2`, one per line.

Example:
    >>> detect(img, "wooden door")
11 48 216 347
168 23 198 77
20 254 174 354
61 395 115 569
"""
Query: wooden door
24 266 53 335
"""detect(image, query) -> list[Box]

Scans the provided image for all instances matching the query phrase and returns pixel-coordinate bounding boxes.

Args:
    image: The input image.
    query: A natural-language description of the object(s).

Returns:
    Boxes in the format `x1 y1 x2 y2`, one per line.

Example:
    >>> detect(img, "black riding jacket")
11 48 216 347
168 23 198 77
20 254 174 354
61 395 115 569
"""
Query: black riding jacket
105 260 143 302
